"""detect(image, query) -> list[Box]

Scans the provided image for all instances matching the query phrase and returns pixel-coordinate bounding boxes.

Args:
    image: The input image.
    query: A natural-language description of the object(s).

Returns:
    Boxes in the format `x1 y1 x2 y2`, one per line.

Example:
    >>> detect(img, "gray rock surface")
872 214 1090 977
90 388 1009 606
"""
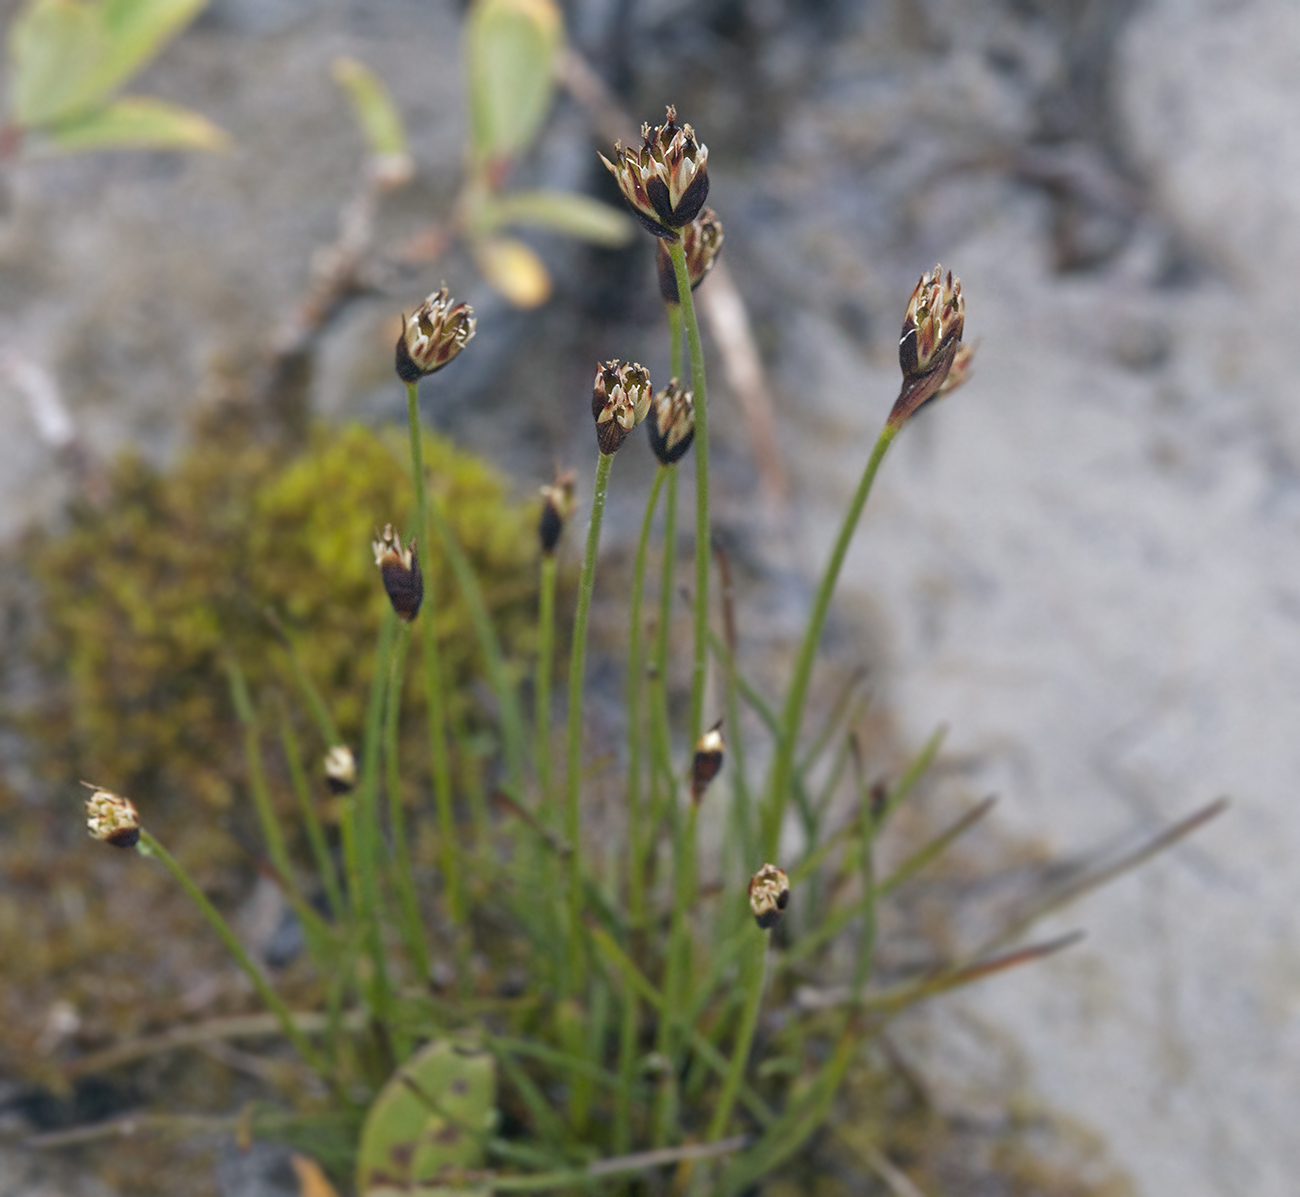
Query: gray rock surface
758 2 1300 1194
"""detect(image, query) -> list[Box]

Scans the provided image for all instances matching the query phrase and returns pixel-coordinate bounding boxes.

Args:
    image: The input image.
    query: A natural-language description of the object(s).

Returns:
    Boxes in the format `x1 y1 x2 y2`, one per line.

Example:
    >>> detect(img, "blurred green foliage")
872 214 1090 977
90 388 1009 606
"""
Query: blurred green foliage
6 0 227 153
28 418 539 812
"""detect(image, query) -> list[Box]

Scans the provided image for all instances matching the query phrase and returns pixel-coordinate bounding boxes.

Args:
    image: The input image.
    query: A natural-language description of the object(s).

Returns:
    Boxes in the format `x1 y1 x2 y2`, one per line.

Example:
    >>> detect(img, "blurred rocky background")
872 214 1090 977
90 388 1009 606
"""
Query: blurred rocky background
1 0 1297 1194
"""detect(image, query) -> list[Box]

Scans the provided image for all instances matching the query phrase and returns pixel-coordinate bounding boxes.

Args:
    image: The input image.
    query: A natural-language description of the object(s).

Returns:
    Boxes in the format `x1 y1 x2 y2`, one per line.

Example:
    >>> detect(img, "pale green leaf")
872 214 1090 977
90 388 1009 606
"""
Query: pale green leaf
93 0 207 100
40 94 228 152
477 188 633 247
331 55 409 162
357 1038 496 1197
10 0 105 126
10 0 207 128
465 0 561 166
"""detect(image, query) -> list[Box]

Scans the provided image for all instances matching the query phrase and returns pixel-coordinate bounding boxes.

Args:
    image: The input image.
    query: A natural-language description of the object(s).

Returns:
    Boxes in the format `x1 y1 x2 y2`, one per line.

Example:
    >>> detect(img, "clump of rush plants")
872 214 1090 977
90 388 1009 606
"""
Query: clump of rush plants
72 106 1223 1197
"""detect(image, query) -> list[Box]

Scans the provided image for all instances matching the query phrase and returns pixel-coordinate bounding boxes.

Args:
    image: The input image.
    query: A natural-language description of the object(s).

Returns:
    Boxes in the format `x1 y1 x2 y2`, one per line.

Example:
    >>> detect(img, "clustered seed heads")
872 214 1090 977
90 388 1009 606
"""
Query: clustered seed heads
657 207 724 304
592 360 653 456
647 380 696 467
538 468 578 555
600 106 710 240
748 864 790 930
889 264 966 428
395 286 477 382
373 524 423 621
324 745 357 795
691 720 725 803
85 787 141 849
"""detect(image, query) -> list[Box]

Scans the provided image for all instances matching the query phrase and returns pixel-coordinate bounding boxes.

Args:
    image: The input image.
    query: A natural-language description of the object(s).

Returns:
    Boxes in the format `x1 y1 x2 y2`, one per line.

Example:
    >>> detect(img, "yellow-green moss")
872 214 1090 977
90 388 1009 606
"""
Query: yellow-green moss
29 418 539 814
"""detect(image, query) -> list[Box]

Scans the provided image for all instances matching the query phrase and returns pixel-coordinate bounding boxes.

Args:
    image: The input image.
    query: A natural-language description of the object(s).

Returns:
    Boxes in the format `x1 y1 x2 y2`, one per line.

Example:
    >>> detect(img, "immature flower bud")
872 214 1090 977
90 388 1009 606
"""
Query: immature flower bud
599 106 710 239
395 286 476 382
324 745 357 795
85 787 141 849
889 265 965 428
691 721 725 803
538 468 577 555
373 525 423 621
591 360 652 456
647 380 695 467
748 864 790 930
657 207 724 304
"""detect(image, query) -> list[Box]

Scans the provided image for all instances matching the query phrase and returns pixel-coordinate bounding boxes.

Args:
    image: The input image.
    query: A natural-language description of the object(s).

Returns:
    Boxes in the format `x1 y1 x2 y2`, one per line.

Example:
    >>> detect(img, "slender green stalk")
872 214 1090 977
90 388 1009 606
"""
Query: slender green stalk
652 799 698 1147
588 925 775 1128
668 299 684 381
563 451 615 990
614 467 666 1152
762 422 900 858
536 553 558 805
405 381 462 924
627 466 667 926
706 927 770 1142
276 700 345 921
667 239 710 749
384 622 430 983
648 467 679 839
138 831 331 1078
424 491 527 798
358 612 397 1030
226 661 294 891
226 662 332 957
268 616 341 749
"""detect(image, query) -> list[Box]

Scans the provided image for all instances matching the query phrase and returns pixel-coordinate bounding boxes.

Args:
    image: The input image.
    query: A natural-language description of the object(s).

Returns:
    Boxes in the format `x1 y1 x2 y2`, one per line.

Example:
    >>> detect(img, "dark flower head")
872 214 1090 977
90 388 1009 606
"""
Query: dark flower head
657 207 724 304
748 864 790 930
324 745 357 795
591 360 652 456
889 265 965 428
85 787 141 849
395 286 476 382
600 106 710 239
691 721 725 803
373 524 423 621
647 380 695 467
538 468 578 555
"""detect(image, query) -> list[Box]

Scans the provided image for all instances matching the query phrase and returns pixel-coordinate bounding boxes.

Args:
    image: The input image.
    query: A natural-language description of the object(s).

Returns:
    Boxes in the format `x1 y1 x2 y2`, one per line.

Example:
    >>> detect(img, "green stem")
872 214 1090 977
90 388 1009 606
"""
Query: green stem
536 553 558 807
358 612 396 1030
405 382 462 924
276 700 345 922
385 622 430 983
762 423 899 858
425 492 528 799
667 299 684 381
563 450 614 992
627 466 666 927
668 238 710 749
648 467 679 847
707 927 770 1142
138 831 331 1078
652 799 698 1147
226 661 293 891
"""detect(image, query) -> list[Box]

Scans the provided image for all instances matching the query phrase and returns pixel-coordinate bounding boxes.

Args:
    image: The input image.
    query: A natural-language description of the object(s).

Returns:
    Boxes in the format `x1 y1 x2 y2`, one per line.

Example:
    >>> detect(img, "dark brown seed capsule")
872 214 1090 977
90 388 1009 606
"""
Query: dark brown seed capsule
691 720 725 803
373 525 423 621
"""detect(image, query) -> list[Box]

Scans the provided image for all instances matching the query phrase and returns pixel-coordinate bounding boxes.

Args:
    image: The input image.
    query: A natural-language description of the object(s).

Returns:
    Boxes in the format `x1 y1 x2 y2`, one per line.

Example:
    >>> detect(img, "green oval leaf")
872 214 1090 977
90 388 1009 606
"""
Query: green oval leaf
476 189 633 247
38 94 228 153
357 1038 497 1197
10 0 208 128
331 55 411 172
464 0 561 167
